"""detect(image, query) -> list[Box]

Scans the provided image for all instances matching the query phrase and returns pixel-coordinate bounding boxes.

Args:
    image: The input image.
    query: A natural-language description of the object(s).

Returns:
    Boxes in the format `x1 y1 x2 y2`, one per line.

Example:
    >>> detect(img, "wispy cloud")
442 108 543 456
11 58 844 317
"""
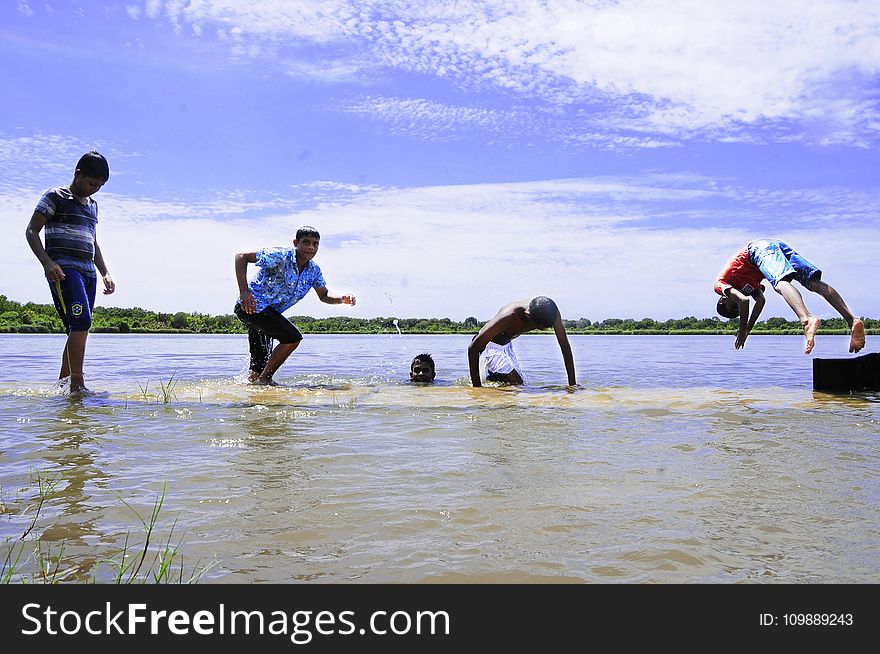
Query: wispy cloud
0 133 156 198
340 96 532 142
0 134 116 187
339 95 682 149
283 57 374 84
132 0 880 146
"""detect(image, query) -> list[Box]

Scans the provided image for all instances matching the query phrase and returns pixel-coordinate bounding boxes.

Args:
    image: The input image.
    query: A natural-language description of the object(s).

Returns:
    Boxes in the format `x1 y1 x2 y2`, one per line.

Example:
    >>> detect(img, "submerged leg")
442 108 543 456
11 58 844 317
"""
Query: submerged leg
62 330 91 394
486 370 524 385
255 341 299 385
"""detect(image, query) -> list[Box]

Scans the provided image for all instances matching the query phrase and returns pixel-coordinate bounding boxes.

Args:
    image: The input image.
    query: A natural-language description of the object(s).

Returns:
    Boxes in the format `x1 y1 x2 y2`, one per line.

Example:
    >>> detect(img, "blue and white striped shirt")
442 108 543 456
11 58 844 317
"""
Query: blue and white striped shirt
35 187 98 277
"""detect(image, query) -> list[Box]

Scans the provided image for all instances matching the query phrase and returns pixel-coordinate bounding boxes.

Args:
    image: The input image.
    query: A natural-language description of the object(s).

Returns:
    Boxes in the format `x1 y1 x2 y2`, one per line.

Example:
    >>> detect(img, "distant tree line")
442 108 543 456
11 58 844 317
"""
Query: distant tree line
1 295 877 335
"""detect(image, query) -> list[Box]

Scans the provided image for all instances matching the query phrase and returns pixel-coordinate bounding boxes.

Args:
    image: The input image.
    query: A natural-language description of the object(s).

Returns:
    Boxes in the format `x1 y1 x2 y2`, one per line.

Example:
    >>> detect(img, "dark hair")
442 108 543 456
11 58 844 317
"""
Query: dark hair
296 225 320 241
411 353 435 372
528 296 559 329
716 296 739 319
76 151 109 181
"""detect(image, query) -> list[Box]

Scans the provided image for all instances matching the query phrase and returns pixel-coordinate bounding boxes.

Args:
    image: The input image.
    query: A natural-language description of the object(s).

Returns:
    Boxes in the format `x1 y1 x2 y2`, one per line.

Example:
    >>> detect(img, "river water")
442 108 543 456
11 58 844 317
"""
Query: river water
1 333 877 583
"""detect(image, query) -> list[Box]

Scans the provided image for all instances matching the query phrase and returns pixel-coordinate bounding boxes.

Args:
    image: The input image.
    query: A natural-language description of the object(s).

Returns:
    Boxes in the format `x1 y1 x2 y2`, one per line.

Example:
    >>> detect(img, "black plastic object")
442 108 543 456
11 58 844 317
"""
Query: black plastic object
813 352 880 392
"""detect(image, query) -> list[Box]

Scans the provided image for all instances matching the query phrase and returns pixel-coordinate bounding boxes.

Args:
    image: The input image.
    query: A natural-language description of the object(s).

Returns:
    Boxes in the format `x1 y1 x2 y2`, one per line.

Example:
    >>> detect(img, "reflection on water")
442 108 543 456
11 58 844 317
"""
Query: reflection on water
1 334 878 583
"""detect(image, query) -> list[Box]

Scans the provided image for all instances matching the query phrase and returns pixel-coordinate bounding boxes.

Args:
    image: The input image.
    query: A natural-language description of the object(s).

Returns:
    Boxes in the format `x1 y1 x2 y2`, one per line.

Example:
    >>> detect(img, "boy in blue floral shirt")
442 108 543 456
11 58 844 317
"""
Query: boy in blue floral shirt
234 226 355 385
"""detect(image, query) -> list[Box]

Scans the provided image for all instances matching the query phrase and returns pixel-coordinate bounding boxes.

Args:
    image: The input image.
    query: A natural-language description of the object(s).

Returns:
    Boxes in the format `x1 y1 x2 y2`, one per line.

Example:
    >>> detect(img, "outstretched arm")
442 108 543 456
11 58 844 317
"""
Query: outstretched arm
553 314 577 385
235 252 257 313
314 286 356 305
728 287 764 349
25 213 65 282
744 287 765 335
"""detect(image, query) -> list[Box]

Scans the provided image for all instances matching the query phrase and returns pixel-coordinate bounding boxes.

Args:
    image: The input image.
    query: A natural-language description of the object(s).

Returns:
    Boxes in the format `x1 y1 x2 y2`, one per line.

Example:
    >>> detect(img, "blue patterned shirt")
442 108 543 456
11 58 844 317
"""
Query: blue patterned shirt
35 187 98 277
247 247 327 314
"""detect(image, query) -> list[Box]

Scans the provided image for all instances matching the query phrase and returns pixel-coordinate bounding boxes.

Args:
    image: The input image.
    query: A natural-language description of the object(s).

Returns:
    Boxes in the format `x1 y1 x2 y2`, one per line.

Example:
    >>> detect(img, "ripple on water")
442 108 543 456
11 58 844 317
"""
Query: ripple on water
1 369 879 583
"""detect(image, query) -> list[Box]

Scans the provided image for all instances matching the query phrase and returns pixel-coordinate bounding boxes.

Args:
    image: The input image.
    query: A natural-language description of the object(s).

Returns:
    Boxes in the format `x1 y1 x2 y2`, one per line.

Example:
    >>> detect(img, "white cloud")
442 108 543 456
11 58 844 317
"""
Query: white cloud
16 1 33 17
341 96 525 141
283 58 373 85
145 0 162 20
0 135 84 184
0 134 138 194
340 96 683 148
3 174 877 321
132 0 880 145
165 0 350 40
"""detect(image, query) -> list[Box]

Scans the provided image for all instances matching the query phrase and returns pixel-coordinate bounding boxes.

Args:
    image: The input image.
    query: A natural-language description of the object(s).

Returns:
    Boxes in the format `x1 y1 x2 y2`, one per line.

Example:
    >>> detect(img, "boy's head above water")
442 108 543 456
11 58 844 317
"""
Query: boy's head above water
410 353 436 383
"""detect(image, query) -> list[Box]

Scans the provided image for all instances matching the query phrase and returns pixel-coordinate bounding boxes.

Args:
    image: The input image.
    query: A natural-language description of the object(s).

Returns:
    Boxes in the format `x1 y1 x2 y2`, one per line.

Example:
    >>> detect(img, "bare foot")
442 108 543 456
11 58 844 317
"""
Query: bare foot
850 318 866 353
803 316 820 354
253 377 279 386
63 374 94 397
68 384 95 398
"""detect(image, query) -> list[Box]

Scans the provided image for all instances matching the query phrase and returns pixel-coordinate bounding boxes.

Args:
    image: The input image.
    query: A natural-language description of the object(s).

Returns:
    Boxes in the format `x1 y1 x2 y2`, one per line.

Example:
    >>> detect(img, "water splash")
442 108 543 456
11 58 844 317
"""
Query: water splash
393 319 402 336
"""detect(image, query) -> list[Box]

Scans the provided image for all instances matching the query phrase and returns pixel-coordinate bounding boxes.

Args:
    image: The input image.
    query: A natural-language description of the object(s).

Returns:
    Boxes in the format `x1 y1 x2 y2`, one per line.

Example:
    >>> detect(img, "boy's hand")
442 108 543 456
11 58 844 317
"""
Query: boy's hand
102 273 116 295
341 294 356 306
239 290 257 314
43 260 65 282
735 329 749 349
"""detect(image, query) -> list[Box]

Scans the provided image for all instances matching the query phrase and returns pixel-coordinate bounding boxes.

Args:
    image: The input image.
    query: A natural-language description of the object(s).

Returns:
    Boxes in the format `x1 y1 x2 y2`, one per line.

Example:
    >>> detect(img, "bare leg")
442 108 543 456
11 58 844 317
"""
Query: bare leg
61 330 90 394
807 279 865 353
59 341 71 379
775 280 820 354
254 341 299 385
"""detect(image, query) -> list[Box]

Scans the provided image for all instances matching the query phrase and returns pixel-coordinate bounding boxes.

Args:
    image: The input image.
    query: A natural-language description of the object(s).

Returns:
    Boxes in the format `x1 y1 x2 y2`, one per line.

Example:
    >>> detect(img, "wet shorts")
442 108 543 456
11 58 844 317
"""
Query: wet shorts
483 340 522 382
49 269 97 333
748 239 821 289
234 304 303 373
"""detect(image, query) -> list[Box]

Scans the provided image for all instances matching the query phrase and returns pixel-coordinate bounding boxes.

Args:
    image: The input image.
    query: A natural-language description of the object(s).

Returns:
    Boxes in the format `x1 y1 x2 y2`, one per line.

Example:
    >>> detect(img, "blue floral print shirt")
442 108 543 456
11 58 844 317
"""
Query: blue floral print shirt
246 247 326 314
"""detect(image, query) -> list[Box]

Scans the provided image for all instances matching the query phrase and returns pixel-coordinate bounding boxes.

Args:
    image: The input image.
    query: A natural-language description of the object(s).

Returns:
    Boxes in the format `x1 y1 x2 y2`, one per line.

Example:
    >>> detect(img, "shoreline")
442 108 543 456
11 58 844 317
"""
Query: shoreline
4 297 876 337
2 328 875 336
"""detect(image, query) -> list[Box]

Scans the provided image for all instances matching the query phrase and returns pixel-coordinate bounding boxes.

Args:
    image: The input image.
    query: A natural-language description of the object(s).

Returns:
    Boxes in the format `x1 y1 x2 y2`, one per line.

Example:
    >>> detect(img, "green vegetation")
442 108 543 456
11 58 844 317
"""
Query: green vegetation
2 472 215 584
136 374 180 404
0 294 877 335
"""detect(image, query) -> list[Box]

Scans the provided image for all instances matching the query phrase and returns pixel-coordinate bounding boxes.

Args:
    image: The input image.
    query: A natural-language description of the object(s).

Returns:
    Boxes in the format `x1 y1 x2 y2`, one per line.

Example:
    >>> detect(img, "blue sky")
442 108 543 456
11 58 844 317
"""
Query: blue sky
1 0 878 322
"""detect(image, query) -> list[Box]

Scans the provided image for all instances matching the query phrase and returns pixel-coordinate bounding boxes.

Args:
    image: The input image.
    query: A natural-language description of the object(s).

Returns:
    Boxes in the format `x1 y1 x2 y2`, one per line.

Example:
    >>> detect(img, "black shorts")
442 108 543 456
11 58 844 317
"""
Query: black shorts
234 304 303 373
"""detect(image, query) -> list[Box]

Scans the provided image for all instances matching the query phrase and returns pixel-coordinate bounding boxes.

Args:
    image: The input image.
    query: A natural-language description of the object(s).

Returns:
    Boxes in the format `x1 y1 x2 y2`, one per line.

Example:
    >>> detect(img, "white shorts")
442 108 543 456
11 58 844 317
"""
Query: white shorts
482 341 522 380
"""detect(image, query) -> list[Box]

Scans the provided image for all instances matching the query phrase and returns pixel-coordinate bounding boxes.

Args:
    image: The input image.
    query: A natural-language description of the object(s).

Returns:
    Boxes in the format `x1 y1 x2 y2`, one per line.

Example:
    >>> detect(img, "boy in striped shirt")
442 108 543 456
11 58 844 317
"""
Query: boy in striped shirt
25 151 115 396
